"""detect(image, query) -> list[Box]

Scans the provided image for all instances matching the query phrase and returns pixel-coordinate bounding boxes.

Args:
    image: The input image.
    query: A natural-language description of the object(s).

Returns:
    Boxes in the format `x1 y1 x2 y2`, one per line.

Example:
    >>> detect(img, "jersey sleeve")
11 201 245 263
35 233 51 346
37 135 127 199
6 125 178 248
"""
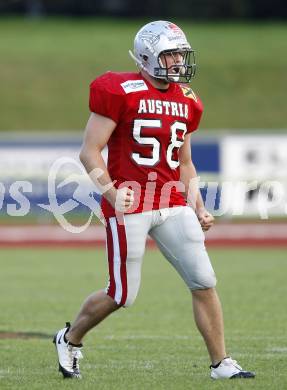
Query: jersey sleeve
188 95 203 133
89 75 125 123
179 85 204 133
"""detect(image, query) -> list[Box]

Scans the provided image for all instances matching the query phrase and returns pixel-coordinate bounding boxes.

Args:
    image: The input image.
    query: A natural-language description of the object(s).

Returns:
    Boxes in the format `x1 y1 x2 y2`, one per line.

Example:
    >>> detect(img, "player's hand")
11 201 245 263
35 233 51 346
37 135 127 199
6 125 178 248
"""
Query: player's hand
196 208 214 231
114 187 135 212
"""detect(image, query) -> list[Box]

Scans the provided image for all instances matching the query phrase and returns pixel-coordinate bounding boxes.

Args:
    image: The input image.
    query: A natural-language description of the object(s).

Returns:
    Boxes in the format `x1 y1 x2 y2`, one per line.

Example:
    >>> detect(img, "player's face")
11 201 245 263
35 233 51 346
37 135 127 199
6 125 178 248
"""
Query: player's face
159 51 185 75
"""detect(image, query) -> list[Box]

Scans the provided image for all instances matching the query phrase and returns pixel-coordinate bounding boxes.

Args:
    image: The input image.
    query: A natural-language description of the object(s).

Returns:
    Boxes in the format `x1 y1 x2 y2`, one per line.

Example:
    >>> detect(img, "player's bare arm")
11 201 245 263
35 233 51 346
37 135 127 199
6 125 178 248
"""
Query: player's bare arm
80 112 134 212
179 133 214 231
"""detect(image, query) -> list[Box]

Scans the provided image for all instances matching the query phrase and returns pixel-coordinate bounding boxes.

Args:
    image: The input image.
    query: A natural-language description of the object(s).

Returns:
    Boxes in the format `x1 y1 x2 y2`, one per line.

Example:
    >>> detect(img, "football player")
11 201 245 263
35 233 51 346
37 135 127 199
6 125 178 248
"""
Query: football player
53 20 255 380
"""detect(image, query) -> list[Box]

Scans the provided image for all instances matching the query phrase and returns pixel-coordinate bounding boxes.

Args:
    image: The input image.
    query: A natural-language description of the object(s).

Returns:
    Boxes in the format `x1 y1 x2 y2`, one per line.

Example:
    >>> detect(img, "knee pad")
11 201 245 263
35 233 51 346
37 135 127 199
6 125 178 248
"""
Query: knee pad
190 271 217 290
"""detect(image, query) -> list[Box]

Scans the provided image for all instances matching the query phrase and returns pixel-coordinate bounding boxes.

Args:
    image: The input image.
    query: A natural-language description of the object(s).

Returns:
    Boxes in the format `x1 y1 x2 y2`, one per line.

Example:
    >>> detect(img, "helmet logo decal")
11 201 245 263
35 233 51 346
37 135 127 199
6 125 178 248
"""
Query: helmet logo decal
167 23 184 36
138 32 160 46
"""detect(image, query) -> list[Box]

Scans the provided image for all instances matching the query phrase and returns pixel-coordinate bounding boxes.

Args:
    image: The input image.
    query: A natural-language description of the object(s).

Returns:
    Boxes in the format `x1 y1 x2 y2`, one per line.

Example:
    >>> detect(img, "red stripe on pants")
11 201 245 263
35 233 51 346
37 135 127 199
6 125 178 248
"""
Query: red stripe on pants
106 219 116 300
105 217 128 306
117 217 128 306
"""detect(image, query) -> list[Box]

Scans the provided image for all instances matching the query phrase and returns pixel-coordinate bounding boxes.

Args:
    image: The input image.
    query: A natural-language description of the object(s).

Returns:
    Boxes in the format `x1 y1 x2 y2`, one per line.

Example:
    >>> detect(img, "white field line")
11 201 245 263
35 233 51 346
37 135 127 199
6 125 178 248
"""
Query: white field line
102 334 287 341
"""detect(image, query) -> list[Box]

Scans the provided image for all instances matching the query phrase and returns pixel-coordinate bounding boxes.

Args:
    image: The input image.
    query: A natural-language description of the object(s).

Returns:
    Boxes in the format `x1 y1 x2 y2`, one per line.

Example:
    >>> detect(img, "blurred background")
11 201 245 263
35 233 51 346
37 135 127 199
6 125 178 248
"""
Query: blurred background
1 4 287 389
0 0 286 245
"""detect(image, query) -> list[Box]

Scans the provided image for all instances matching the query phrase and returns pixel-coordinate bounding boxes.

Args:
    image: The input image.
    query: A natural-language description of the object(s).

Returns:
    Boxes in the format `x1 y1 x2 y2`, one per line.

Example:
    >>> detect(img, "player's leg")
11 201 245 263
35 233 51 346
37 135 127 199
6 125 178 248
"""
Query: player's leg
66 214 150 342
149 207 223 360
54 213 151 378
191 287 225 365
150 206 254 378
64 292 119 345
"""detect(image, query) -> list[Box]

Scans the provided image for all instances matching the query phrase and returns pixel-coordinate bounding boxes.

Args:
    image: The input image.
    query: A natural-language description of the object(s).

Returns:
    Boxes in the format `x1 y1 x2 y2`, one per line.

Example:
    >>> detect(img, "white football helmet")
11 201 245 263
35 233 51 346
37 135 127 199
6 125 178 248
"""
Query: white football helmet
129 20 196 83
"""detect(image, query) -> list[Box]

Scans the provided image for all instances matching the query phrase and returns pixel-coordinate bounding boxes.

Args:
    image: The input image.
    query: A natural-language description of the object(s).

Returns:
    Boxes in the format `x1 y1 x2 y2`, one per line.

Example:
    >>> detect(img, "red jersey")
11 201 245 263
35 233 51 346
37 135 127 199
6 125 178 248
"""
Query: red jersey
89 72 203 217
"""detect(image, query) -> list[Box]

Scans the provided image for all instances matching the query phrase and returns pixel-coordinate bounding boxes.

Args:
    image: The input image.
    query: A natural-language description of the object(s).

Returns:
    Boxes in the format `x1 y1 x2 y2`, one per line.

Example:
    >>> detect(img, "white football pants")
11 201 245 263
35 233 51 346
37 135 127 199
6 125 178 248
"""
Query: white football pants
105 206 216 307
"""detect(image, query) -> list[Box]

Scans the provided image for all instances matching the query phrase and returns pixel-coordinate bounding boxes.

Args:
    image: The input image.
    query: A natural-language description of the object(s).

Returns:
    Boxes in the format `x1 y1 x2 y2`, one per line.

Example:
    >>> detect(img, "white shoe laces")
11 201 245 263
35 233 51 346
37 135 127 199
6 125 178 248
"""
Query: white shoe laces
224 357 242 371
67 345 83 371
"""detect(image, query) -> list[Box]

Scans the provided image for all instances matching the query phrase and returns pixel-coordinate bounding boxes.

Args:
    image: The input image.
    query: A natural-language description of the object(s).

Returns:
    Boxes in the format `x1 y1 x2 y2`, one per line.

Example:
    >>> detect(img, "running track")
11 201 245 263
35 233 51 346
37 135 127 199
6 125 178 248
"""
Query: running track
0 223 286 247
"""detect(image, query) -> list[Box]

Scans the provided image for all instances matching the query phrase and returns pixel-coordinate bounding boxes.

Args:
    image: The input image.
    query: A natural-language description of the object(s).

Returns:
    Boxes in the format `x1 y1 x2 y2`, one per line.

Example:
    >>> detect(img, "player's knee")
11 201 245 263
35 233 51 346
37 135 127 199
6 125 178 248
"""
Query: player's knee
121 280 141 307
191 271 217 290
105 290 137 308
203 272 217 289
123 291 138 308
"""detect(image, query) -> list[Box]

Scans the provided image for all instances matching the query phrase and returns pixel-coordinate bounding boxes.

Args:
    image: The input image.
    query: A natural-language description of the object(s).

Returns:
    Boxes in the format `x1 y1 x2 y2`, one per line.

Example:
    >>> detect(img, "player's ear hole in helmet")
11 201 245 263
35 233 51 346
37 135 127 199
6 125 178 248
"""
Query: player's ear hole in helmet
129 20 196 83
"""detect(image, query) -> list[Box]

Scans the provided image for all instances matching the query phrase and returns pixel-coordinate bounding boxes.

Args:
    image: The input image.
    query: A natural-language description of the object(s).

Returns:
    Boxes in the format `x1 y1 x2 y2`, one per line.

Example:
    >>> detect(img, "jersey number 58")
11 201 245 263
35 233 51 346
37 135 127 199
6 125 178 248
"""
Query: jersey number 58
132 119 187 169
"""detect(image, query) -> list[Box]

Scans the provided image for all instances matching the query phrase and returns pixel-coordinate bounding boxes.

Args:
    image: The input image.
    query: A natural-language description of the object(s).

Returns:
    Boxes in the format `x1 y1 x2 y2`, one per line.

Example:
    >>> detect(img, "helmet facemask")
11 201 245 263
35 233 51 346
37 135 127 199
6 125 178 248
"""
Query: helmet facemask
155 49 196 83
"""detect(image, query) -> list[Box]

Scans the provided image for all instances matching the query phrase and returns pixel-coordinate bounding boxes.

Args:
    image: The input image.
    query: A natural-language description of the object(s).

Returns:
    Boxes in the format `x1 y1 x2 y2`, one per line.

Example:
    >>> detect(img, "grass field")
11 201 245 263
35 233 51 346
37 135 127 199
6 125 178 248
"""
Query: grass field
0 18 286 131
0 247 286 389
